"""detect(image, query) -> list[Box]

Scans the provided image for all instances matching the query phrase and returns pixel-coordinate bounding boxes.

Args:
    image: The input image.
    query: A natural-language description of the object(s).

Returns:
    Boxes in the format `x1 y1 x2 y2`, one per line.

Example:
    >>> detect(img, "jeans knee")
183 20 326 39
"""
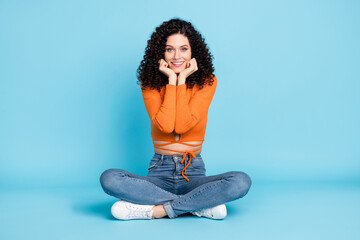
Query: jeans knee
99 168 123 192
227 171 252 199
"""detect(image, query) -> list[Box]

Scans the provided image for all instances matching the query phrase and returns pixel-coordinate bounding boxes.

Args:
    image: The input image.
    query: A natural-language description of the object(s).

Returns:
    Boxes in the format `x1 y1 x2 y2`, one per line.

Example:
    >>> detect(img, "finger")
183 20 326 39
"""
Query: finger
188 60 192 68
192 58 197 66
193 59 198 70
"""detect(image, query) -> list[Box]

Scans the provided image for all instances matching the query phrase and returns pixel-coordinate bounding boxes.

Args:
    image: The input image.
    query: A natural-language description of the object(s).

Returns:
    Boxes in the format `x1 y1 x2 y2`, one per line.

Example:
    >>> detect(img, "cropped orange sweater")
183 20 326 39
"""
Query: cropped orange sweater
141 76 217 181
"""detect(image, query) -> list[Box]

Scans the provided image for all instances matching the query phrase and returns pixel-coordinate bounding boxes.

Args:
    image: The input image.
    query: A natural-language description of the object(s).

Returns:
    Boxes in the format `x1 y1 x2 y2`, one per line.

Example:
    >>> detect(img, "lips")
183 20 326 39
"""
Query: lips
171 61 184 67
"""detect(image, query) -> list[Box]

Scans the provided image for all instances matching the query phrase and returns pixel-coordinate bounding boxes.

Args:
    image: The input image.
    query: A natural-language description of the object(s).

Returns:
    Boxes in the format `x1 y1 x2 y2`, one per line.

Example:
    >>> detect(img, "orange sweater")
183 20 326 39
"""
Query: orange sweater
141 76 217 181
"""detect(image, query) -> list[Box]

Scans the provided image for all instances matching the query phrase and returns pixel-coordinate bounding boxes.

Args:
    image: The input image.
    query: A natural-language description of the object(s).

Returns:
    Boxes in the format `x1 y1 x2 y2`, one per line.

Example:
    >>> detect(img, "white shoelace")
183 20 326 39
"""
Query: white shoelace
193 208 213 218
126 203 153 219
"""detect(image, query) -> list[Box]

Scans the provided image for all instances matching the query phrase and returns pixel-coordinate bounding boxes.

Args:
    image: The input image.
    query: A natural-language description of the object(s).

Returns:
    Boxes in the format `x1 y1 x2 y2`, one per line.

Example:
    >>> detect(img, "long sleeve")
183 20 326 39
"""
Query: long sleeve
175 76 217 134
141 84 176 133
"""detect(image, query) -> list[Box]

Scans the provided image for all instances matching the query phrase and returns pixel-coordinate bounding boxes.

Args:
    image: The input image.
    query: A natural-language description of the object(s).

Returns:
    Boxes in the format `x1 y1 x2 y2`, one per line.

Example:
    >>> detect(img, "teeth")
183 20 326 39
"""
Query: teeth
173 62 183 65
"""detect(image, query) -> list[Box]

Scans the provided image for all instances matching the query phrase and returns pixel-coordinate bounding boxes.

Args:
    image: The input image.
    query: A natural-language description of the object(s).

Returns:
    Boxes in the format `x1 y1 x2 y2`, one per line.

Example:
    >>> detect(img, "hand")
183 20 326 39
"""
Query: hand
178 58 198 82
158 59 177 81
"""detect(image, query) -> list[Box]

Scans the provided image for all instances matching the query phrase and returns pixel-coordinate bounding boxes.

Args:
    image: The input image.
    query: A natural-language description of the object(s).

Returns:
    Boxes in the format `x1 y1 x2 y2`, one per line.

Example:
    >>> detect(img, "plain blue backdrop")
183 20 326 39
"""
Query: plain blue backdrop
0 0 359 239
1 0 359 189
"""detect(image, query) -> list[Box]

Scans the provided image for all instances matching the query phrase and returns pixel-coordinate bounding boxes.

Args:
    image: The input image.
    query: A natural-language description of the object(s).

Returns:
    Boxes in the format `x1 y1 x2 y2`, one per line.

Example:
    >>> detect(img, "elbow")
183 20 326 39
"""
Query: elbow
175 115 199 134
175 129 189 135
160 125 174 134
174 124 191 135
153 120 174 133
153 116 174 133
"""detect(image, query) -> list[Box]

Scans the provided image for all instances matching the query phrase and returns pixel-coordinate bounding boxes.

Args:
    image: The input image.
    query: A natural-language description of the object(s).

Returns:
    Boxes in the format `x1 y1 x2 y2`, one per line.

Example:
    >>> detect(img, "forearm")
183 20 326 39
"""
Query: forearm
142 78 177 133
177 75 186 86
169 75 177 86
155 82 176 133
174 75 217 134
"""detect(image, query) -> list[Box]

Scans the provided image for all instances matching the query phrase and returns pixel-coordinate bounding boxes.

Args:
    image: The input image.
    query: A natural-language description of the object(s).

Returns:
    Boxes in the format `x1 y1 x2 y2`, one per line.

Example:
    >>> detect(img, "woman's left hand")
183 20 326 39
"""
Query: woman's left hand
178 58 198 83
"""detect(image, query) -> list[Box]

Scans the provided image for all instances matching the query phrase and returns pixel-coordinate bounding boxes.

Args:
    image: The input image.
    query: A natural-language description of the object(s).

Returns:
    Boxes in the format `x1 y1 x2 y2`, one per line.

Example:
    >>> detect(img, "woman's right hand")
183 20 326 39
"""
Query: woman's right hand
158 59 177 84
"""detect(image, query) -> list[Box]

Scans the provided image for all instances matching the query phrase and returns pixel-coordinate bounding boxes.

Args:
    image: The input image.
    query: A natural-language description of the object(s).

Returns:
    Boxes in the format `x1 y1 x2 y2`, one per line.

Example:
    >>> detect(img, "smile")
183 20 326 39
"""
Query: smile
171 61 184 67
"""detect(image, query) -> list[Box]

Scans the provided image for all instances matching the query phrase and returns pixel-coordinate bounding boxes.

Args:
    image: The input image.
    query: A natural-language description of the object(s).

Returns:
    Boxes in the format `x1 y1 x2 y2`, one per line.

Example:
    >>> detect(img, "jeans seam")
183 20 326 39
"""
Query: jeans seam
121 174 175 196
172 179 226 206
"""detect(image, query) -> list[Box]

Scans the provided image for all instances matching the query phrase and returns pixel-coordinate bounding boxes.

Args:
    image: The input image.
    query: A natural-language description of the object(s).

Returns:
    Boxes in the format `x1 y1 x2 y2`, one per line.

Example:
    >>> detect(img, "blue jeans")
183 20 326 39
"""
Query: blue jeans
100 153 252 218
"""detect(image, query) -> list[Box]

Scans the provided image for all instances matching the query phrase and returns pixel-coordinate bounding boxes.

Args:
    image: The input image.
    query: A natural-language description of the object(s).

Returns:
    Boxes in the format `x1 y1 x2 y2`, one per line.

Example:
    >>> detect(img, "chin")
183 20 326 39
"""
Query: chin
171 68 184 74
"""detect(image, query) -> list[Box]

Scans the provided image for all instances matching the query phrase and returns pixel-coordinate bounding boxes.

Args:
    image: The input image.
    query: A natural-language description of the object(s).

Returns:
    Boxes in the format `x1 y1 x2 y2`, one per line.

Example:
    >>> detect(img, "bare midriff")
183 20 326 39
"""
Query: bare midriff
154 134 202 155
153 133 203 181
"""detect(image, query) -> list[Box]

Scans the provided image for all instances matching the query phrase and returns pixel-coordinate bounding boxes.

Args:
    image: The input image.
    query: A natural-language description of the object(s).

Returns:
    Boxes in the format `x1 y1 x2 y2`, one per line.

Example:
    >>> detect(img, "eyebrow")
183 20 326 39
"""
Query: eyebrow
165 45 189 48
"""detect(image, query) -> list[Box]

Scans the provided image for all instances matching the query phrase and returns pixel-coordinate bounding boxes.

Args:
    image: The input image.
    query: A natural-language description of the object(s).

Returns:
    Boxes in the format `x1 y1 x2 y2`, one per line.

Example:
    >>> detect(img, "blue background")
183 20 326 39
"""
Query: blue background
0 0 359 239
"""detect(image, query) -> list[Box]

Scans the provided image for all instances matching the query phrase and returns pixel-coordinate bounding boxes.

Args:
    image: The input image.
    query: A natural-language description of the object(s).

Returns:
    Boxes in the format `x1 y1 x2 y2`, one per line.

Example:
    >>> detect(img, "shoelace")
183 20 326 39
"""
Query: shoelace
193 208 213 217
126 203 152 218
153 140 203 181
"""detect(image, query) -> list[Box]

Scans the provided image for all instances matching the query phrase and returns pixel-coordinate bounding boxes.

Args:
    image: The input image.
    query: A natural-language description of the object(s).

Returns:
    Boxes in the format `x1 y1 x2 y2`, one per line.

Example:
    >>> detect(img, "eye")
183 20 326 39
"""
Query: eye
181 48 188 51
166 48 173 52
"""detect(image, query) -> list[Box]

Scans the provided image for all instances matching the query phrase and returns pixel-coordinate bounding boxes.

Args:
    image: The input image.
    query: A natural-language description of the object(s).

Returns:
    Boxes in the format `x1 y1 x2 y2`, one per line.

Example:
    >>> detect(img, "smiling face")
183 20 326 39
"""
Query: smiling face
164 33 192 74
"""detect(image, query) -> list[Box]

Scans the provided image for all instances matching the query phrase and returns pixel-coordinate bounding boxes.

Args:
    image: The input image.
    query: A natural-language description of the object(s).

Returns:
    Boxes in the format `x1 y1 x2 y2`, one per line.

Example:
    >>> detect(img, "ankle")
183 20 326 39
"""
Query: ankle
152 205 167 218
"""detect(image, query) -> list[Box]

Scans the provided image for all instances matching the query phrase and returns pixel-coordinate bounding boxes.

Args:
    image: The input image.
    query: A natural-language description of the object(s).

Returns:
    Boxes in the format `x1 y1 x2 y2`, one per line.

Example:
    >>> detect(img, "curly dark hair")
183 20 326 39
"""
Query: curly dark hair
136 18 215 91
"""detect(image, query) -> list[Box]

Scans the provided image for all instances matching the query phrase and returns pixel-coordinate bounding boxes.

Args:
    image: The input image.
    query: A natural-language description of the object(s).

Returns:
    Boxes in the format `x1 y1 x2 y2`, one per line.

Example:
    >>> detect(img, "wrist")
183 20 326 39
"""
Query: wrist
168 75 177 85
177 75 186 85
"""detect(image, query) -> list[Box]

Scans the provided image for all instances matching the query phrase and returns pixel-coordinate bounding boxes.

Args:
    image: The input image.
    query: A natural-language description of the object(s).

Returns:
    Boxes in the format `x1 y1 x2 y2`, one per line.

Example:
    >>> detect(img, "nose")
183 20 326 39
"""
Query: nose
174 49 180 60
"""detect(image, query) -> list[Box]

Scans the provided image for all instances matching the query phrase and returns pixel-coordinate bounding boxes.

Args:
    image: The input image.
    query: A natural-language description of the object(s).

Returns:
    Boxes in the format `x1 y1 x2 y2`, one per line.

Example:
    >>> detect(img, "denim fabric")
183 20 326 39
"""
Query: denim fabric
100 153 252 218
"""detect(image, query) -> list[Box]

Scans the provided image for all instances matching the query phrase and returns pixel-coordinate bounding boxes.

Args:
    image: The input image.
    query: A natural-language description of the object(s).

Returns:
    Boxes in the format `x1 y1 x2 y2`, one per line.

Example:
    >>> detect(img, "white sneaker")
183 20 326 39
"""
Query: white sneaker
191 204 227 220
111 200 154 220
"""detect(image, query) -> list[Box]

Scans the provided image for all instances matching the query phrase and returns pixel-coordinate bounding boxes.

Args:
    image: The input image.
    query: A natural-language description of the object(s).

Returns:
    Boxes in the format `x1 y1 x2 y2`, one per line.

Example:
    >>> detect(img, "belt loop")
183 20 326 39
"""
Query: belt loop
159 154 164 165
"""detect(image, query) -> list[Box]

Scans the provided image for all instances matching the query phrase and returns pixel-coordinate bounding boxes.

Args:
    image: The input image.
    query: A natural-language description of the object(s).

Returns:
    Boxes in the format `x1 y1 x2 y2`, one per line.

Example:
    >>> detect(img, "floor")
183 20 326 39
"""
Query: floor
1 181 359 240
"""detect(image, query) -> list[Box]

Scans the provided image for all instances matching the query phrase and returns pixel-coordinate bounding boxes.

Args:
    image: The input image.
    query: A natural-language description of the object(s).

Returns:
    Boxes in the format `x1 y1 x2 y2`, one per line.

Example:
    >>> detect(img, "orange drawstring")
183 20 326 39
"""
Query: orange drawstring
180 151 196 181
153 140 203 181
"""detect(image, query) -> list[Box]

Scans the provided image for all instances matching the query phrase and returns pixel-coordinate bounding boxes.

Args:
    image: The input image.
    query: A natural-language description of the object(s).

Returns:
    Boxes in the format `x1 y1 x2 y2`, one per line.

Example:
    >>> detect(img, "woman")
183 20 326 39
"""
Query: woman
100 18 252 220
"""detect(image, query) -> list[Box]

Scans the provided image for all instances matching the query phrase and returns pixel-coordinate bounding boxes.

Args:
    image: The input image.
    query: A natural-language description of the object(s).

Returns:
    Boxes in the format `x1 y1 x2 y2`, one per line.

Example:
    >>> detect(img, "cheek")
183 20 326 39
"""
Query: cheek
164 53 171 62
184 52 192 61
